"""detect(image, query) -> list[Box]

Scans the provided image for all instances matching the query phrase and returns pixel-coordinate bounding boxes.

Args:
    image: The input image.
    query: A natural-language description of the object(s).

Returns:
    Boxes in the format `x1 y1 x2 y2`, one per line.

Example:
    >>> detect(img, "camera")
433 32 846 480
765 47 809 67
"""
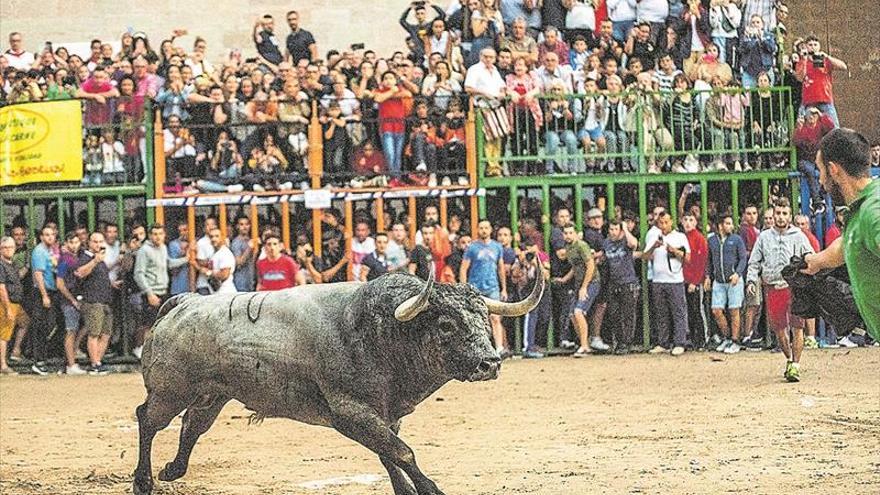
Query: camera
525 252 536 262
62 75 77 86
350 43 365 51
811 53 825 68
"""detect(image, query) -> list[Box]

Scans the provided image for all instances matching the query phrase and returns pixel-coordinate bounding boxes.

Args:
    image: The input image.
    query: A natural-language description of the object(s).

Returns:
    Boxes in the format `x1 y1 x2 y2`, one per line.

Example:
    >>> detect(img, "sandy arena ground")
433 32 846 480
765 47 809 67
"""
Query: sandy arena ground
2 349 879 495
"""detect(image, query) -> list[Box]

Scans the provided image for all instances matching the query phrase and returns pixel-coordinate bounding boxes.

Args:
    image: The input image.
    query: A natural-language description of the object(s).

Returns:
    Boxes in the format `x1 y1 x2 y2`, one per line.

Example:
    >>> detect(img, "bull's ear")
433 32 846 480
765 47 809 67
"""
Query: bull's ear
394 268 435 322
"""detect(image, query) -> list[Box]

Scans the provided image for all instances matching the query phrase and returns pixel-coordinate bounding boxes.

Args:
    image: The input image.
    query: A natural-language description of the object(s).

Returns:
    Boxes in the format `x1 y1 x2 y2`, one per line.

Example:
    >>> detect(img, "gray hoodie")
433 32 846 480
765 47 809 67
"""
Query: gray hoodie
134 240 189 296
746 225 814 288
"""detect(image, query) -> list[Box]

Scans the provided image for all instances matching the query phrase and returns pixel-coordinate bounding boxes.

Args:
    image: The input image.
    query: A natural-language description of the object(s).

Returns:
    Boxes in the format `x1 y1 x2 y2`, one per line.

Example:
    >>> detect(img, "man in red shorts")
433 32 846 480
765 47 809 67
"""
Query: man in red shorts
746 198 815 382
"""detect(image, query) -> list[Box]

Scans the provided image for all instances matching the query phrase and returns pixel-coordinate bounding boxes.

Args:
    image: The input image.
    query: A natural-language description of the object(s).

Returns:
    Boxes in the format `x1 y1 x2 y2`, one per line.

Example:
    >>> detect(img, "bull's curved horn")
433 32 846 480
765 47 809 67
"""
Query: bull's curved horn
394 267 435 321
482 263 545 316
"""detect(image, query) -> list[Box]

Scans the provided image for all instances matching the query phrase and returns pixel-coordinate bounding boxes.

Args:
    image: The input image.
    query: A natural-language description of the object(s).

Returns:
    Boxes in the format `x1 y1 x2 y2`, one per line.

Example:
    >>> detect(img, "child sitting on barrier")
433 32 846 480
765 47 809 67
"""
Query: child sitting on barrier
195 130 246 193
82 134 103 185
100 128 127 184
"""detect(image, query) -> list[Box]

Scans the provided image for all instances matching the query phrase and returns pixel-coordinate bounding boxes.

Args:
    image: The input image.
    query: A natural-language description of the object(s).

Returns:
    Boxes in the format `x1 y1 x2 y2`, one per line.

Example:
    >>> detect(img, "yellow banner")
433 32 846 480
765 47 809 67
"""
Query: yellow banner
0 100 83 186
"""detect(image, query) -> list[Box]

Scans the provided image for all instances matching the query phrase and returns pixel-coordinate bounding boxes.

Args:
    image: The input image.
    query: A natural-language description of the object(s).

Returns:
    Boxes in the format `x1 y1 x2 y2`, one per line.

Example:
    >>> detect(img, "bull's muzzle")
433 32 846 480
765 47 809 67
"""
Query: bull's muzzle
467 356 502 382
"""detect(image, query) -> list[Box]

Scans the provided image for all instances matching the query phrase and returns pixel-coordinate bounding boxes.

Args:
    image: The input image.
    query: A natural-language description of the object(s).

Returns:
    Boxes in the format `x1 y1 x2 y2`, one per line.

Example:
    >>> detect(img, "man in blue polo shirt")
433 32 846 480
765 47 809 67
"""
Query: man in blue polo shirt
461 219 508 355
28 225 61 375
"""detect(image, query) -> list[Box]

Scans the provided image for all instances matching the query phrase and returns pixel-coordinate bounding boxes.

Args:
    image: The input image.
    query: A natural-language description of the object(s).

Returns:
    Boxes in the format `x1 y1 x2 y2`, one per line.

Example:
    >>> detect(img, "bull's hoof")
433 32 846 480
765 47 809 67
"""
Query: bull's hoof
157 462 187 482
132 476 153 495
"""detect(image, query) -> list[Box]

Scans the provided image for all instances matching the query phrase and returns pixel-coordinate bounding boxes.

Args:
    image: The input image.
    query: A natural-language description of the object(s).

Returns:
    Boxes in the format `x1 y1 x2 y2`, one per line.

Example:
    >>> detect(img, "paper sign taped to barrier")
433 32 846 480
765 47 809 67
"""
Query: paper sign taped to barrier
304 189 332 209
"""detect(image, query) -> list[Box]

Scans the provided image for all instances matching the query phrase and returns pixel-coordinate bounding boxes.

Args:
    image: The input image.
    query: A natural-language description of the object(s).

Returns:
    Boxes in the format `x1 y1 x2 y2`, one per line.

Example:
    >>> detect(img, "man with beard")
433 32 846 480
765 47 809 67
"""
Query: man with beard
747 198 814 382
461 219 509 356
803 129 879 342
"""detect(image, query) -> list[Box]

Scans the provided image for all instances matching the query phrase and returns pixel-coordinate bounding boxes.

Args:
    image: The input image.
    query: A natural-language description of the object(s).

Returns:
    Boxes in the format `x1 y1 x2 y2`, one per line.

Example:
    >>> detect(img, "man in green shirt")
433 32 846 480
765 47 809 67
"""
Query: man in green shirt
553 223 609 356
803 129 879 341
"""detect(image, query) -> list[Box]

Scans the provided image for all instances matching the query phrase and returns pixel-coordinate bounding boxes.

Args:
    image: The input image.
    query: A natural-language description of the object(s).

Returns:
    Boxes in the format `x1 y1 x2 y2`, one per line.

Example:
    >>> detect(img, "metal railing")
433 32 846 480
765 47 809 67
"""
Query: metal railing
476 86 796 178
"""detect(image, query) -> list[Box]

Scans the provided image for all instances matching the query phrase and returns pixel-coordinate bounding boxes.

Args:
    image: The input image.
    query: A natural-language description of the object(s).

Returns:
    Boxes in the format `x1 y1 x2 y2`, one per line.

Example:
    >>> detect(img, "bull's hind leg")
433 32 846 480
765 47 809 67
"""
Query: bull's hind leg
158 395 228 482
133 393 187 495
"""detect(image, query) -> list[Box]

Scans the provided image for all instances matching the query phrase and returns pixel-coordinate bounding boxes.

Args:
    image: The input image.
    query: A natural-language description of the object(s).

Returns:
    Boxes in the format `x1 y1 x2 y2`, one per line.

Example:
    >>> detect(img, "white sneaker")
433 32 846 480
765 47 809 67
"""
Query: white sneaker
132 346 143 360
279 181 293 190
427 173 437 188
253 184 266 192
671 346 685 356
671 163 687 174
648 345 668 354
560 340 577 351
590 337 610 352
713 160 727 171
441 176 452 186
457 176 470 186
733 161 743 172
226 184 245 193
648 164 661 174
66 364 87 375
838 336 858 348
299 181 310 190
723 342 741 354
415 162 428 172
716 339 732 352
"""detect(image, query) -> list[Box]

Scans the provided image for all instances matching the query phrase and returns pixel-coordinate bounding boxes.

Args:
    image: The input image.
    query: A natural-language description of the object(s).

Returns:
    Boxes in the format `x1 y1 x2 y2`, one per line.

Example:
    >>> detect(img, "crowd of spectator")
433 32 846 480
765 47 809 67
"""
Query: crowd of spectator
1 184 873 376
0 0 850 192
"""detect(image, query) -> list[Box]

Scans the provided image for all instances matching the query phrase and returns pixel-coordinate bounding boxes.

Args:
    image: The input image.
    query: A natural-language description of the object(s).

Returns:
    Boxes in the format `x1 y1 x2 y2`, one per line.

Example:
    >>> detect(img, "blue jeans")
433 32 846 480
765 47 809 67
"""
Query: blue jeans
799 102 840 128
382 132 405 177
544 130 582 173
612 20 635 43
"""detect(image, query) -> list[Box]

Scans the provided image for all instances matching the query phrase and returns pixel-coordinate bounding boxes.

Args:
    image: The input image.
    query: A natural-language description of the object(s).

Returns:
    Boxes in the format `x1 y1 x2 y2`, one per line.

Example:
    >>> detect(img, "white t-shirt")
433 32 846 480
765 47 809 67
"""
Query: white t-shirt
351 237 376 280
644 229 690 284
464 63 506 98
5 50 35 70
386 240 408 269
196 235 215 289
210 246 237 294
104 240 122 283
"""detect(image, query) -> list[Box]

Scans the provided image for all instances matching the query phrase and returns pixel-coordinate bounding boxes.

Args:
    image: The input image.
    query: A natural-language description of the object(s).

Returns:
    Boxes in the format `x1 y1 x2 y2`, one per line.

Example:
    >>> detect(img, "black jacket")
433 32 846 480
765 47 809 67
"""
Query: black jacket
782 255 865 334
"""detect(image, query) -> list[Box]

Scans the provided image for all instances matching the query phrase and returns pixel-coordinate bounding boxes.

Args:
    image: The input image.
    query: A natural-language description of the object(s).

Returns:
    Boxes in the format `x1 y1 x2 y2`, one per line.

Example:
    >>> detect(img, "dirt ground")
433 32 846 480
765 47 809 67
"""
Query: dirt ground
1 348 879 495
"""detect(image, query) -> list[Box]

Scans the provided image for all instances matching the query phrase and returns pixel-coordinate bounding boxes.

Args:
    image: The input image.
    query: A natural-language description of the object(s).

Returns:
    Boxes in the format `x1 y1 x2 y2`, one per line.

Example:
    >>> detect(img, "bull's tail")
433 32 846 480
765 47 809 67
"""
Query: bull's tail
155 293 199 326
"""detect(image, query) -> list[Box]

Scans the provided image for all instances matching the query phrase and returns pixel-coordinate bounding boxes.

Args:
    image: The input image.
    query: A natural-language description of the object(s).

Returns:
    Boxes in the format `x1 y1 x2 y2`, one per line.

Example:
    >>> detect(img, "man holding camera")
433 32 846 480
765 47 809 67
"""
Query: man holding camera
795 35 847 127
642 212 691 356
74 232 115 375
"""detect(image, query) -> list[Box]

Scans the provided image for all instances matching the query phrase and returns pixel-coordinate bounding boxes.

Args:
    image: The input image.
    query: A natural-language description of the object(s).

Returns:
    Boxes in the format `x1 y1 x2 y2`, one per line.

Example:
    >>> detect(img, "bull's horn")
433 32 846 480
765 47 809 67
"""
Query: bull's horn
394 267 435 321
482 264 545 316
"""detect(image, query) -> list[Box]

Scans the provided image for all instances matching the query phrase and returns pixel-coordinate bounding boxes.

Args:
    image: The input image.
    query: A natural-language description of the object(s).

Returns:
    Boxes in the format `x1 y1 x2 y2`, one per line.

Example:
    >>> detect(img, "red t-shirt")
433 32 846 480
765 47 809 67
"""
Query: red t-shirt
81 78 114 126
683 229 708 286
825 224 841 245
798 58 834 105
377 86 407 134
801 228 821 253
256 255 300 291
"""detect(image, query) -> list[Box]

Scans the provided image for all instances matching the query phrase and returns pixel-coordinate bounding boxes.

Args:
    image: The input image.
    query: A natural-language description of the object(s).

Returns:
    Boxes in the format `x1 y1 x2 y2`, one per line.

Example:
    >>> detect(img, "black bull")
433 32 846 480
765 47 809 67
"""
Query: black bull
133 267 544 495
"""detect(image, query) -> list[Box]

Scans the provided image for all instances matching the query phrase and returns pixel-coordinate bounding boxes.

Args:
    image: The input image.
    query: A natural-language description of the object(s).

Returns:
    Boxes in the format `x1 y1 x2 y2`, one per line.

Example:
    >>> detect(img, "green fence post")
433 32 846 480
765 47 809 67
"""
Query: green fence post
0 199 5 237
117 194 125 234
606 181 615 220
574 183 584 229
700 179 709 232
56 196 65 235
541 183 551 254
86 196 96 232
509 185 519 249
668 180 678 225
27 198 35 242
637 100 647 174
731 179 740 225
761 177 769 210
144 100 156 226
638 179 649 348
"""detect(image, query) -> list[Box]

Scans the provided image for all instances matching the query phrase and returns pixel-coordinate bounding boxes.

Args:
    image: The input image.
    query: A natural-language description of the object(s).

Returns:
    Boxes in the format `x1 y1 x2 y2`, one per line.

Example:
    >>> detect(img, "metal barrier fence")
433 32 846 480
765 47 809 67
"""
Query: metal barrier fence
476 86 796 178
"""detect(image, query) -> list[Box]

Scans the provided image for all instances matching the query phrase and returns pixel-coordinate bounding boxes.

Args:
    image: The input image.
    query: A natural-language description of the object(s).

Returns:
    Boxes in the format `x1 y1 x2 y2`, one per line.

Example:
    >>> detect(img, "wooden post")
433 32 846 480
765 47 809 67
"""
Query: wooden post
218 203 228 240
249 203 259 241
408 196 417 245
281 201 291 250
439 196 448 230
375 197 385 233
187 205 196 291
465 100 477 187
344 200 353 281
469 195 478 238
154 112 166 225
309 99 324 257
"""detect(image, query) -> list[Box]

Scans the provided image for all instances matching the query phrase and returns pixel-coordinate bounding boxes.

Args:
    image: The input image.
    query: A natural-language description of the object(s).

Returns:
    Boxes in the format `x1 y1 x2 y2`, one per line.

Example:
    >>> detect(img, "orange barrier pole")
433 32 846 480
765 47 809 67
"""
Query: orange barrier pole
375 197 385 233
154 113 166 224
187 206 196 291
218 204 228 240
439 196 448 230
281 202 291 251
249 203 259 241
465 100 476 187
470 196 478 238
344 200 353 281
408 196 417 245
308 100 324 257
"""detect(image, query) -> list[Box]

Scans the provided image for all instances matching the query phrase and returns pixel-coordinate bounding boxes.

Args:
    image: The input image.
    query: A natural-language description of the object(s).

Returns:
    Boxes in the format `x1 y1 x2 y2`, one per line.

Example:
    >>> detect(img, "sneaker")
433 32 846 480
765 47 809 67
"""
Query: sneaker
457 176 470 186
88 364 110 376
427 173 438 188
299 181 311 190
713 160 728 171
441 176 452 186
66 364 87 375
522 349 545 359
648 345 668 354
613 347 630 356
715 339 733 352
819 339 840 349
785 362 801 382
671 161 686 173
723 342 742 354
710 334 724 346
804 336 819 349
590 337 611 352
783 361 792 378
278 181 294 190
415 162 428 172
559 340 577 351
839 334 865 348
733 161 743 172
30 363 49 376
743 162 753 172
572 347 591 358
8 353 23 364
226 184 245 193
671 346 685 356
252 184 266 192
648 164 662 174
132 345 143 360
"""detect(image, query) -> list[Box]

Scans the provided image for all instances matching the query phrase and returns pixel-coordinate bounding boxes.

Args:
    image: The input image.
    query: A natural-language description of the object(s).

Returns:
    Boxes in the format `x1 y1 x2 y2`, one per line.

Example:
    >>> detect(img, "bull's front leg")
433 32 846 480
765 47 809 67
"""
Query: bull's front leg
328 400 444 495
381 421 417 495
